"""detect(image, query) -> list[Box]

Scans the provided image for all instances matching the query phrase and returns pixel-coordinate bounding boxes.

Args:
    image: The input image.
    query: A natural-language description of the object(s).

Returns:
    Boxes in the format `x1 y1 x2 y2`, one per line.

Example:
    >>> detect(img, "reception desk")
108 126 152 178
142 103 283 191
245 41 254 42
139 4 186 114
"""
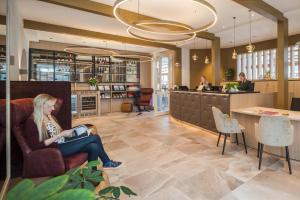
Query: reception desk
231 107 300 160
169 91 275 132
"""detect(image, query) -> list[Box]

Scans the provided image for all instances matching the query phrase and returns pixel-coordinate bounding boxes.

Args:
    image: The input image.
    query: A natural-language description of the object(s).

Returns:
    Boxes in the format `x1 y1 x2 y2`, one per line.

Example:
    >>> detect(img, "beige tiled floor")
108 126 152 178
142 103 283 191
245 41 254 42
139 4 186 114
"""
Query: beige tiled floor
74 112 300 200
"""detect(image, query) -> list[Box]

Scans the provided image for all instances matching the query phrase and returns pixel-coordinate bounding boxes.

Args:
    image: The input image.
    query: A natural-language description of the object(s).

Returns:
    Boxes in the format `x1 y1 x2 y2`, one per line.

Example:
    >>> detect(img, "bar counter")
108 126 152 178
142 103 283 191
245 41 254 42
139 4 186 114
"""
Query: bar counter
169 90 275 132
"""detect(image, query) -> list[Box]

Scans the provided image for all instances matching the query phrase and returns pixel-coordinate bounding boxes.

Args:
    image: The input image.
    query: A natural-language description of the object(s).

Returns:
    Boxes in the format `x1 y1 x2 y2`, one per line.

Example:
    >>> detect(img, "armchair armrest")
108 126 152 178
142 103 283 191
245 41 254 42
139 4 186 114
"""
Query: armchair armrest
23 148 65 178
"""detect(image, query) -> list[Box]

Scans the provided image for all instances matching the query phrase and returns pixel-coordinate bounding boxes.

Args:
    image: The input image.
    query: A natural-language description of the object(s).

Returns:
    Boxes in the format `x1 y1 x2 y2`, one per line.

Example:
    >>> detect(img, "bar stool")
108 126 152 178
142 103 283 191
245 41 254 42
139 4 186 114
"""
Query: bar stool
255 116 294 174
212 107 247 155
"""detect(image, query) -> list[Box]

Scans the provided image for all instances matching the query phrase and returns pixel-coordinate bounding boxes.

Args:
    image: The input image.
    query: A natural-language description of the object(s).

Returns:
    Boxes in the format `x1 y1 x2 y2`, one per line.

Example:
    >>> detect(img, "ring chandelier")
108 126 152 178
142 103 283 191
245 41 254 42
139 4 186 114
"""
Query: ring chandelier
113 0 217 42
64 46 153 63
126 20 196 43
113 54 153 63
64 46 117 56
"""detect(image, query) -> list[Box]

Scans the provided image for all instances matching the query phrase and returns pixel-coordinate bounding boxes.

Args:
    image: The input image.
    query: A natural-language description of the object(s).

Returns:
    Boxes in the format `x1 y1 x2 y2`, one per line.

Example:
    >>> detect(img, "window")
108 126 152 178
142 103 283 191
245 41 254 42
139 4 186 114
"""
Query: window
237 44 299 80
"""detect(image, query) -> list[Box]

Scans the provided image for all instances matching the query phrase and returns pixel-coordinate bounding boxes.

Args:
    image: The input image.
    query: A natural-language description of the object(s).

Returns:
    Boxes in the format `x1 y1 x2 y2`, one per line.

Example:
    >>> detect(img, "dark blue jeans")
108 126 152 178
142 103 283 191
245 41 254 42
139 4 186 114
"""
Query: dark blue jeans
58 135 110 163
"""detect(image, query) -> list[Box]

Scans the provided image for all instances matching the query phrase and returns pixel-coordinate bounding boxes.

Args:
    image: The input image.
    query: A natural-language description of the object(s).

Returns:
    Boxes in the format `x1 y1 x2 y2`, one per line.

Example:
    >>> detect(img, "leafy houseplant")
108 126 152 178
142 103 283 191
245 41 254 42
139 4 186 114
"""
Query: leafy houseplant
225 68 234 81
88 77 98 90
5 160 137 200
223 82 239 92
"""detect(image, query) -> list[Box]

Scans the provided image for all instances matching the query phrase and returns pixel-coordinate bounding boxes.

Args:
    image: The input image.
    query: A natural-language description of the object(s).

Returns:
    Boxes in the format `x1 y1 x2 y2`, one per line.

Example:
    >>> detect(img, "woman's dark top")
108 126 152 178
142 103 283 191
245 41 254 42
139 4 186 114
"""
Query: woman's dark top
239 80 253 91
24 115 58 150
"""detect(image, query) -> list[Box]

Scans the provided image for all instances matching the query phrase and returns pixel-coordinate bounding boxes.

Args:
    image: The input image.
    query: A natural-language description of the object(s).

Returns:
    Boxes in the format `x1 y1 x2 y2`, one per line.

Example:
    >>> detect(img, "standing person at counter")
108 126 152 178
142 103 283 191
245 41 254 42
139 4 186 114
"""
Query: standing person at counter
238 72 253 91
196 75 210 91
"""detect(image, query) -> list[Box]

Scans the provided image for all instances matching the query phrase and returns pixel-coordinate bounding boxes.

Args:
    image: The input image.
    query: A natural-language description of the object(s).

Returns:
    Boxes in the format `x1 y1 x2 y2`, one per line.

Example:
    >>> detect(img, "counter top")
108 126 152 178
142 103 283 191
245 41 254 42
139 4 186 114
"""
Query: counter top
170 90 259 95
231 106 300 121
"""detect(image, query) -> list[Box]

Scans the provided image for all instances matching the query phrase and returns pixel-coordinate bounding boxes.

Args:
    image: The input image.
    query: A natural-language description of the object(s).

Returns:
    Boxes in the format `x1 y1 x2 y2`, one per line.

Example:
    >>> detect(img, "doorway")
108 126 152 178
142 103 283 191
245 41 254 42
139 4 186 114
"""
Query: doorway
153 55 172 115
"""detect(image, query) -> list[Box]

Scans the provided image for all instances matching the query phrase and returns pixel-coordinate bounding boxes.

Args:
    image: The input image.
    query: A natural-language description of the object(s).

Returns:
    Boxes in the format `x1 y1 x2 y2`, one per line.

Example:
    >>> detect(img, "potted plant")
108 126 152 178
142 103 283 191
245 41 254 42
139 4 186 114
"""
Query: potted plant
88 77 98 90
225 68 234 81
4 161 137 200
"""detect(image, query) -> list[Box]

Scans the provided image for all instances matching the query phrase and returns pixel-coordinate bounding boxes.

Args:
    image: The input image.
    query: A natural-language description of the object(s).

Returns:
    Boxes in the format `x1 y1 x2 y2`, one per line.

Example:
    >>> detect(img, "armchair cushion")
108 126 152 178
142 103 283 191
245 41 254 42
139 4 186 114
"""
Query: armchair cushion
64 153 88 171
23 147 65 178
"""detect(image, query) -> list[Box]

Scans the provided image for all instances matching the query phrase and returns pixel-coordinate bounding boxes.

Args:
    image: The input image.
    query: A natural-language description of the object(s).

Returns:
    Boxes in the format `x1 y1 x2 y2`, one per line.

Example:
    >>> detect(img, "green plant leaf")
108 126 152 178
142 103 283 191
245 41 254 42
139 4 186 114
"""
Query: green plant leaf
87 175 104 183
112 187 120 198
120 186 137 196
27 175 69 200
47 189 95 200
65 167 81 175
4 179 35 200
82 168 92 178
83 181 95 191
60 181 81 191
69 174 83 182
86 160 101 168
99 186 114 196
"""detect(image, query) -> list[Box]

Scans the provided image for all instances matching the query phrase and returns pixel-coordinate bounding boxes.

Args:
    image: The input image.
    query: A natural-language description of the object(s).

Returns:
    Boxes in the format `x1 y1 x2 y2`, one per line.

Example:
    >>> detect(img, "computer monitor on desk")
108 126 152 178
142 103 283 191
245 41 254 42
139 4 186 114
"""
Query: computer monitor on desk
178 86 189 91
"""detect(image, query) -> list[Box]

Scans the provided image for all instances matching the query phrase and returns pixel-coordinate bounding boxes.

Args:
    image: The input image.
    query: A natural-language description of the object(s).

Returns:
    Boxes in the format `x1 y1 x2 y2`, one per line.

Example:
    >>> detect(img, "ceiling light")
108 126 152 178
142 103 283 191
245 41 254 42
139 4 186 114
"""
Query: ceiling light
64 46 117 56
191 38 198 62
246 10 255 53
113 0 217 36
126 20 196 43
232 17 237 59
113 54 153 62
204 39 210 64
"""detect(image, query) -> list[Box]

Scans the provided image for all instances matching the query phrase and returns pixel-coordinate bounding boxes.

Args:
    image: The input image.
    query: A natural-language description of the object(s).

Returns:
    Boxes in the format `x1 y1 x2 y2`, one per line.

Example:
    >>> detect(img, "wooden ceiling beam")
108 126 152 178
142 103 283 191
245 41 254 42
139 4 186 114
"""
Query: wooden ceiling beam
232 0 285 22
23 19 178 50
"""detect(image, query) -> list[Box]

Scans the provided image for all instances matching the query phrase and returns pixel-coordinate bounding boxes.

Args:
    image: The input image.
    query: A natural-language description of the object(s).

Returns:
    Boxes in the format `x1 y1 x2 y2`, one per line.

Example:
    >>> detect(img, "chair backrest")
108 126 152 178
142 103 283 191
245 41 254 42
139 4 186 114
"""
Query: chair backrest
140 88 153 103
255 115 294 147
212 106 226 133
290 97 300 111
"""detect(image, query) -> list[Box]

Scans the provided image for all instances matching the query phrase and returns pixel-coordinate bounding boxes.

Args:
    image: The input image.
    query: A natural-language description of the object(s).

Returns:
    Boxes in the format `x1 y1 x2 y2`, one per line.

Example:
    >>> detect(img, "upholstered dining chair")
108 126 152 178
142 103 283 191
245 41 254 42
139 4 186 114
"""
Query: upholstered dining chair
255 116 294 174
212 106 247 155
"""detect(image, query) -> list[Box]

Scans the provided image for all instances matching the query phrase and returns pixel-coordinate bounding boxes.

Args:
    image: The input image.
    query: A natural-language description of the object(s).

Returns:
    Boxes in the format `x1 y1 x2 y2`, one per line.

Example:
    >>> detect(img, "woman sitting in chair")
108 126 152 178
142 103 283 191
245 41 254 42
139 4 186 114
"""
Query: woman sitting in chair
25 94 121 169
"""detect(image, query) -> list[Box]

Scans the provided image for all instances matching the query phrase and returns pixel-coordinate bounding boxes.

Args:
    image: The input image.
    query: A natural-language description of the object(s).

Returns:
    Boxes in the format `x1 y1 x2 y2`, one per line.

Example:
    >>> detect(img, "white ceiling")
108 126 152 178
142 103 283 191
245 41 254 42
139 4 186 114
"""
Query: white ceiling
0 0 300 52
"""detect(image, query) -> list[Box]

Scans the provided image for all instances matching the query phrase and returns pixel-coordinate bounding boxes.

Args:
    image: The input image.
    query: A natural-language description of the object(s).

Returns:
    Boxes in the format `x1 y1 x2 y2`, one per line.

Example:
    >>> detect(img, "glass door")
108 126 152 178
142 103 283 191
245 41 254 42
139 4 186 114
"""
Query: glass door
153 56 172 114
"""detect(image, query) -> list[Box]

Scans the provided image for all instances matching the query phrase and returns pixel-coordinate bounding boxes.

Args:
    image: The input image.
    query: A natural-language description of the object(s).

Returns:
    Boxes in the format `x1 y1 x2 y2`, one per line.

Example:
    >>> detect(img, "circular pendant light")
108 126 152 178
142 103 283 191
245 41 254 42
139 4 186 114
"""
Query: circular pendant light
113 0 217 36
127 20 196 43
64 46 117 56
113 54 153 62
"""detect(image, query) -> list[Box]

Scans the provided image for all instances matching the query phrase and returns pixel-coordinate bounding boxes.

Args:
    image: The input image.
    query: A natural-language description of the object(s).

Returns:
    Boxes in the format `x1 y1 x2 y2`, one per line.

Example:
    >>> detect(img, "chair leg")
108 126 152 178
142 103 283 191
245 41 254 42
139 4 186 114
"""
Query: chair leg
285 146 292 175
241 132 247 154
257 142 260 158
222 134 227 155
217 133 221 147
258 144 264 170
235 133 239 145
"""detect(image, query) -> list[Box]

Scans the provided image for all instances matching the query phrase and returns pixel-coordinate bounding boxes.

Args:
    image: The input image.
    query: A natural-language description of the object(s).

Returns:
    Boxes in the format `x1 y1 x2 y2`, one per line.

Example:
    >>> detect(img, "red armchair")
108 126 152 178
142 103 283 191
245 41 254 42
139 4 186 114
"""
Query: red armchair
0 99 6 179
138 88 153 111
11 98 88 178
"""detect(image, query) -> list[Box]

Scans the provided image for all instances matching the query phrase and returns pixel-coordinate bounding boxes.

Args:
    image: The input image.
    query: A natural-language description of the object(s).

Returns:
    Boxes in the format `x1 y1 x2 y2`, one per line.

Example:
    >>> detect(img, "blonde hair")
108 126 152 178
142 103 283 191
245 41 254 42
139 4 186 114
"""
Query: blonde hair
33 94 61 142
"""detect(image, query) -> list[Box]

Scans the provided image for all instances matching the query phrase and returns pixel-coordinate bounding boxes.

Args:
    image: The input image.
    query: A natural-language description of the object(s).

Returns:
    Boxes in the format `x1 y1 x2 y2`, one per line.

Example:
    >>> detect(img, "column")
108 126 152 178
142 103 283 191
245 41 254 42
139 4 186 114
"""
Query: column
181 48 190 88
211 37 221 85
252 52 257 80
276 18 289 109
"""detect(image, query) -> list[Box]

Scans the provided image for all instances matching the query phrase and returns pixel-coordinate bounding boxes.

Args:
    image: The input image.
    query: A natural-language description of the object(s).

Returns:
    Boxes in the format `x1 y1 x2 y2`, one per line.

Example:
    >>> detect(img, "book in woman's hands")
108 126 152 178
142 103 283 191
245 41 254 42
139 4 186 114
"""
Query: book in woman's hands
62 125 90 143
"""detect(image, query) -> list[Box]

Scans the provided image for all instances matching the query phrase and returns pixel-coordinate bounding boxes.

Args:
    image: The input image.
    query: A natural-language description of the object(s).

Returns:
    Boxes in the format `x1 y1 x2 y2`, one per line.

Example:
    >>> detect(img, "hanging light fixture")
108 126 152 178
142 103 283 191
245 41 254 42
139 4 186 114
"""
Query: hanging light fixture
113 0 218 43
192 38 198 62
232 17 237 59
204 39 210 64
246 10 255 53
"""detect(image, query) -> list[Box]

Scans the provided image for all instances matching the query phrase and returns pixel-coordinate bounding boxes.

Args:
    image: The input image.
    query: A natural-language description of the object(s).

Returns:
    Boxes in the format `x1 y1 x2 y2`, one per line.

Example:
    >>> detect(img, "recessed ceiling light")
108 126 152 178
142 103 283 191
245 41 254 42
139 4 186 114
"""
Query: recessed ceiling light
222 25 225 29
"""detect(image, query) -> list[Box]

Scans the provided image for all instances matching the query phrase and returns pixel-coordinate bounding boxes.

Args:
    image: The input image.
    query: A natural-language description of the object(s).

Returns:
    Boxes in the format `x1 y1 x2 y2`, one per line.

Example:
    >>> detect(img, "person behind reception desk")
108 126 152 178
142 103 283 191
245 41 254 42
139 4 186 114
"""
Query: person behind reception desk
24 94 122 169
238 72 254 91
196 75 211 91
